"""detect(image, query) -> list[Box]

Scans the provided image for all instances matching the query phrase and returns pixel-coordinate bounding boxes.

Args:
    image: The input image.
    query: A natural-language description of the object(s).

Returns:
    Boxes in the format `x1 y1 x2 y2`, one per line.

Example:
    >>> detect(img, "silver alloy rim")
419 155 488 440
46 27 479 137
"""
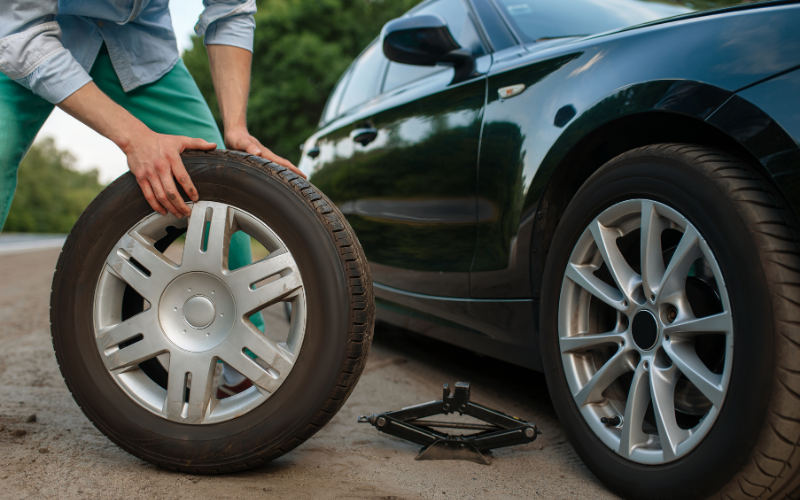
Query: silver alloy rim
559 199 733 464
93 201 306 424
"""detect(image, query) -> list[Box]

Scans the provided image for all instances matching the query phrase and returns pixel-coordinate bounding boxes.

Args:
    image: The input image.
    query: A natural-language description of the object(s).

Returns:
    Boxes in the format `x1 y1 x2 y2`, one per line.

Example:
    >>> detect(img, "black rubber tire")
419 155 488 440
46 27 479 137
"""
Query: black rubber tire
50 150 374 473
540 144 800 499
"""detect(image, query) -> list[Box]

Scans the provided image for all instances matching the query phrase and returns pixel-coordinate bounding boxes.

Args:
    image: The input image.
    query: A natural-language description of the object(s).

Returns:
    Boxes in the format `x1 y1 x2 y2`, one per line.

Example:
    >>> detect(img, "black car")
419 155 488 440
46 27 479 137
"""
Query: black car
299 1 800 498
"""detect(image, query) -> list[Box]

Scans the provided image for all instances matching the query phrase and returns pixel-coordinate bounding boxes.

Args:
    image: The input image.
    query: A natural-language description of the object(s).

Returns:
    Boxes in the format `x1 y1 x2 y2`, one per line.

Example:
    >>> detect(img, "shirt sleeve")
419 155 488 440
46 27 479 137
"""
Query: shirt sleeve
195 0 257 52
0 2 92 104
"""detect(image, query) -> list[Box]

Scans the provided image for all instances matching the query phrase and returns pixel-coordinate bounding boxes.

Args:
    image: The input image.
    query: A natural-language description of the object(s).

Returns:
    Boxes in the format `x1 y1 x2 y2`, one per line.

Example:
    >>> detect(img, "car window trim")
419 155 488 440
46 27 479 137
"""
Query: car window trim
463 0 497 53
485 0 526 45
468 0 522 48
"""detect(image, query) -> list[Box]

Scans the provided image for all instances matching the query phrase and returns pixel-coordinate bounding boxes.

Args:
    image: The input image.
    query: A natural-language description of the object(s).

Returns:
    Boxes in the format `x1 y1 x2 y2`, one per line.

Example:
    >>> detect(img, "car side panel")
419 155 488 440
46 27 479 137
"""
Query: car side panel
301 123 354 208
346 76 487 297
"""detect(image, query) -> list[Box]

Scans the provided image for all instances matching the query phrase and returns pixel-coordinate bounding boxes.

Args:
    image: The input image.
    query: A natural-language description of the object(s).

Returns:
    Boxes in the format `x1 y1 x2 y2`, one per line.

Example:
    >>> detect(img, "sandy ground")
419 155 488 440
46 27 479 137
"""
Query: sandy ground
0 249 618 499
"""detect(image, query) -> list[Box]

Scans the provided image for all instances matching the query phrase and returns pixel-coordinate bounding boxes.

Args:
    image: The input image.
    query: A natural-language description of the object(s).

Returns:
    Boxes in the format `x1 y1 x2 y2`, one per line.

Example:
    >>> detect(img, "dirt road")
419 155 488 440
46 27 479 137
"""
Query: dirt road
0 249 618 499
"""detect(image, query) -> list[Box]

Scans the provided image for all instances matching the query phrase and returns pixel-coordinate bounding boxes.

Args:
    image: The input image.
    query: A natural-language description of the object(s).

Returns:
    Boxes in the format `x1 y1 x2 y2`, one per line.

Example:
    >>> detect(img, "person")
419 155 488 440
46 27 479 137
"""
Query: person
0 0 305 397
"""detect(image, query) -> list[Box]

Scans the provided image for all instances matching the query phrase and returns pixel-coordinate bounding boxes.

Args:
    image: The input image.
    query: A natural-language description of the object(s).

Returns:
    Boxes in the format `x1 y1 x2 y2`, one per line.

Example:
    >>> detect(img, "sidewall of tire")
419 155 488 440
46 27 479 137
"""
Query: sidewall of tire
51 158 353 469
540 155 774 499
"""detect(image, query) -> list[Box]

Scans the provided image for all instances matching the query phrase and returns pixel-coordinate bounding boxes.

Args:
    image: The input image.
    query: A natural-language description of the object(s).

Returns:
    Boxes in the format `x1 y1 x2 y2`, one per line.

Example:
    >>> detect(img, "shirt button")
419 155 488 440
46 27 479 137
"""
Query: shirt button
97 21 105 27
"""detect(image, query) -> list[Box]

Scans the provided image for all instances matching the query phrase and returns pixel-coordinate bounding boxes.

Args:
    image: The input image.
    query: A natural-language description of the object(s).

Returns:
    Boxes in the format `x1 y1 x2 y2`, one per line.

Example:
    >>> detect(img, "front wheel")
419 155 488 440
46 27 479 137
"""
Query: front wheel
540 144 800 499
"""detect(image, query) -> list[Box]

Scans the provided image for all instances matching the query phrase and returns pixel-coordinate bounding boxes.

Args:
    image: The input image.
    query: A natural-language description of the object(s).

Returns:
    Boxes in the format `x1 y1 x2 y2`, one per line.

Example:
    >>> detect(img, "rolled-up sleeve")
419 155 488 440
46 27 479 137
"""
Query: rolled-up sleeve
195 0 257 52
0 2 91 103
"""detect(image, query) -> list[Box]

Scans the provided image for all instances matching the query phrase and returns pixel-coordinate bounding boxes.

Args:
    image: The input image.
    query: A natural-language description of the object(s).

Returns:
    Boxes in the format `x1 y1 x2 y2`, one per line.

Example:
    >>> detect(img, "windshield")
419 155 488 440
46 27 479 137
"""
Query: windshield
493 0 757 43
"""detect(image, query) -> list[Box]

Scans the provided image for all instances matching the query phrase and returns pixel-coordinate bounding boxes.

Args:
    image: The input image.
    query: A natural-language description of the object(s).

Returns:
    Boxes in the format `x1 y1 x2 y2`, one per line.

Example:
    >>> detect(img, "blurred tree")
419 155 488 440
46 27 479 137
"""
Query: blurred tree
183 0 421 165
4 138 104 233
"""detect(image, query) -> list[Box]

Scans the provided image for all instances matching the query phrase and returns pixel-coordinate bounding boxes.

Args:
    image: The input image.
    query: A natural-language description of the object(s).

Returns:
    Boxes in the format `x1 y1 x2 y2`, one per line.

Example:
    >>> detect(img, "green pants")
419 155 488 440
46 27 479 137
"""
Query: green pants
0 46 263 330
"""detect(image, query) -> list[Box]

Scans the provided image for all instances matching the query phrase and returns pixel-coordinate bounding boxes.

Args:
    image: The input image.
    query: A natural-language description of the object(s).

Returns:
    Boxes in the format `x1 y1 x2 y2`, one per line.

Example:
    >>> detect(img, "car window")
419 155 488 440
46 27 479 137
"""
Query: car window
382 0 486 93
338 42 387 115
492 0 694 43
383 64 446 93
322 68 352 125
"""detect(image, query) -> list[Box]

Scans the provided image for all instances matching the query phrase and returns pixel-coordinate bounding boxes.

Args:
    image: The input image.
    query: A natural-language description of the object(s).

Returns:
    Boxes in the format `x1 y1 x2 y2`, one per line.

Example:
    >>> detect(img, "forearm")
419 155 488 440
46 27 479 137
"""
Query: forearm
206 44 304 177
207 44 252 136
57 82 149 154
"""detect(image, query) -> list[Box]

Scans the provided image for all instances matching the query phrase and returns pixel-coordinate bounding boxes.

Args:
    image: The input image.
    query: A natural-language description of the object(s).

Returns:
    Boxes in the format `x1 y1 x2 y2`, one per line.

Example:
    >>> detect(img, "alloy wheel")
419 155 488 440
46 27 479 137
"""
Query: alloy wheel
559 199 733 464
93 201 306 424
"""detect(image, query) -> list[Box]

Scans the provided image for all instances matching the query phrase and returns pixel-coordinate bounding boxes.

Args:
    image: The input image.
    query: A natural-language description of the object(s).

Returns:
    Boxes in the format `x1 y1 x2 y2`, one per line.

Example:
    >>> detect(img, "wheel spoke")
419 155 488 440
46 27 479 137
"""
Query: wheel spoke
218 323 294 392
664 341 726 407
560 331 626 353
619 361 651 459
574 350 633 407
165 354 216 424
640 201 666 299
182 201 233 271
101 330 169 371
235 269 303 316
565 263 626 311
224 250 299 293
96 310 158 350
106 233 177 302
663 311 733 339
657 225 702 301
650 363 690 461
589 220 640 299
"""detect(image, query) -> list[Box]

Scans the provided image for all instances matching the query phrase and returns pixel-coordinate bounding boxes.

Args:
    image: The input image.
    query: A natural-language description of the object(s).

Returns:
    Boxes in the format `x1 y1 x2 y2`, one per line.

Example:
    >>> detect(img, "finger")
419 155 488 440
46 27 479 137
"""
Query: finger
170 157 199 202
256 141 307 179
148 174 182 218
158 165 192 217
245 142 262 156
137 178 167 216
183 137 217 151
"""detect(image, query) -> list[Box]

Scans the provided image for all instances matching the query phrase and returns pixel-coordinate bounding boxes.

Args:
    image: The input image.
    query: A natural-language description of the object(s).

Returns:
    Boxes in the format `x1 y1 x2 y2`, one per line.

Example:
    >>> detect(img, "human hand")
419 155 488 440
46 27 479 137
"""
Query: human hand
124 131 216 218
225 127 307 179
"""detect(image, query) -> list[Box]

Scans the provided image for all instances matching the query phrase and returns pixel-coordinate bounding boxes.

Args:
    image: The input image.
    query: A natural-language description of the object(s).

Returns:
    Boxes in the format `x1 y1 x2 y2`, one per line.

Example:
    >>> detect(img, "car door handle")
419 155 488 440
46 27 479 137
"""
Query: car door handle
306 145 320 158
351 128 378 146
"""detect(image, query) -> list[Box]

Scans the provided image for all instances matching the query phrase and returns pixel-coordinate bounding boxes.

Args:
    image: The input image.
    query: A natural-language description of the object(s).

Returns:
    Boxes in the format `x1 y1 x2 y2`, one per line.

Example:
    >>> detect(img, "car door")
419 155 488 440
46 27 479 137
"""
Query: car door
301 44 385 210
346 0 490 297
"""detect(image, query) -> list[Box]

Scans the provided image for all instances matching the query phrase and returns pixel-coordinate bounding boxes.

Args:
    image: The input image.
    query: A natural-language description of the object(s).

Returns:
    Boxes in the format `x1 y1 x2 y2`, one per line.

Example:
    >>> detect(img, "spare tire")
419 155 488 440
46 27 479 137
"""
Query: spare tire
50 150 374 473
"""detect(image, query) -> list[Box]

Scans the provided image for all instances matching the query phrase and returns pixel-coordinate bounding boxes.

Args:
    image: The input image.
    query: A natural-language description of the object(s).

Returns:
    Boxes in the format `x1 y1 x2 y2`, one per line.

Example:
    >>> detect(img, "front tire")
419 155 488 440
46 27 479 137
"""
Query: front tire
540 144 800 499
50 150 374 473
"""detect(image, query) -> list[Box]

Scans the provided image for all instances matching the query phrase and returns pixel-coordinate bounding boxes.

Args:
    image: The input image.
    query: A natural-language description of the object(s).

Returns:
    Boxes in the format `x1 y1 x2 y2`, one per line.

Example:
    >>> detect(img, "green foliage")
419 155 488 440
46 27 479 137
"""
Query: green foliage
183 0 421 164
4 138 105 233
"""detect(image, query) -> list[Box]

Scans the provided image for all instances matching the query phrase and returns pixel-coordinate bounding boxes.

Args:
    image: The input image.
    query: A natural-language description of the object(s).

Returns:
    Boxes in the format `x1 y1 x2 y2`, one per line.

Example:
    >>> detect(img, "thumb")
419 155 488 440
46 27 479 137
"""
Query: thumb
245 143 262 156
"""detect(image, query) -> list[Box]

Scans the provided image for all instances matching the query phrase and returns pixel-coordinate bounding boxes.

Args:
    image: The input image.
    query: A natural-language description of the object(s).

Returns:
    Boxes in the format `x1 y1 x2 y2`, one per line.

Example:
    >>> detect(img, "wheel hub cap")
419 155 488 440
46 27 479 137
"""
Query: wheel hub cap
632 310 658 351
159 272 235 352
183 296 216 329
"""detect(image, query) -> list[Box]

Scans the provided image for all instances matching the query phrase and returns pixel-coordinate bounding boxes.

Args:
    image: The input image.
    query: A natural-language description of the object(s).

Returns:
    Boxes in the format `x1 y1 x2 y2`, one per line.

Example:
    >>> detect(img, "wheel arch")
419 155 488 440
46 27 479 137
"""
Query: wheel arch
528 109 780 300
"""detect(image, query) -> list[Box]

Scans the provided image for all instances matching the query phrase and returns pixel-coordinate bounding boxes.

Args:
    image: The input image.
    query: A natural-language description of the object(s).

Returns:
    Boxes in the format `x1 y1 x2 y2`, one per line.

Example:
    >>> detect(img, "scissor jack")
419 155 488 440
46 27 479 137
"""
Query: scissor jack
358 382 540 464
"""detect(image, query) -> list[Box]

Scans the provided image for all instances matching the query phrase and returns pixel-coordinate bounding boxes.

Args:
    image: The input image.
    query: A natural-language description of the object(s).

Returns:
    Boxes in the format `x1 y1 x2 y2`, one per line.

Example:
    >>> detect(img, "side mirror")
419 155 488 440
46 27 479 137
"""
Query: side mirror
381 14 462 66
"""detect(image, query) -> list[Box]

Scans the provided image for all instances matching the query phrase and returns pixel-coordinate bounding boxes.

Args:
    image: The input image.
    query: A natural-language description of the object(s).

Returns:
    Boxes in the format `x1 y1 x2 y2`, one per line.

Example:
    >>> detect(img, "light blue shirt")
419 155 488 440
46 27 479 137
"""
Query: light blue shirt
0 0 256 104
